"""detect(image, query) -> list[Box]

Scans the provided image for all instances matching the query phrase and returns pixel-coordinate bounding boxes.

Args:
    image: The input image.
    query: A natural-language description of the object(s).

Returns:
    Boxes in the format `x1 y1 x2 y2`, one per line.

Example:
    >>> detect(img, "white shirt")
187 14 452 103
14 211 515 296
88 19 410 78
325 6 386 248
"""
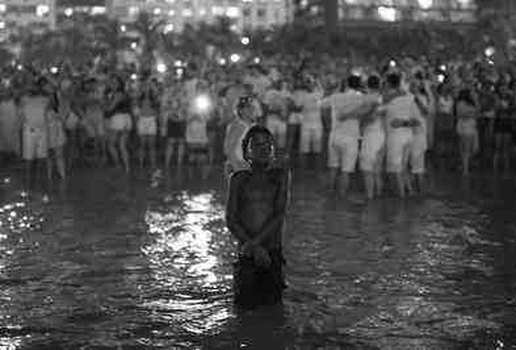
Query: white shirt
322 89 364 138
295 90 323 128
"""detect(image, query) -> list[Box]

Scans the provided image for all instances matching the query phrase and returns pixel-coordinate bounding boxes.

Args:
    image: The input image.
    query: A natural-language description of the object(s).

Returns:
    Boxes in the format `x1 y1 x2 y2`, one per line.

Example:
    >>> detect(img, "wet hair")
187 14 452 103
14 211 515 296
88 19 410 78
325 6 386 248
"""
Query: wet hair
367 75 381 90
386 73 401 89
241 125 273 162
347 75 362 90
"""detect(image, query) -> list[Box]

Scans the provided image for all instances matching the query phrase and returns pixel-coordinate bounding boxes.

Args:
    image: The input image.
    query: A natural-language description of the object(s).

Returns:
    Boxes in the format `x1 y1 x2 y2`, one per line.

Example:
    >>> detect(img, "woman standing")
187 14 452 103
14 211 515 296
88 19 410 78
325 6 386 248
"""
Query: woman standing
105 76 132 173
455 88 479 176
44 79 66 180
493 83 515 174
135 80 159 170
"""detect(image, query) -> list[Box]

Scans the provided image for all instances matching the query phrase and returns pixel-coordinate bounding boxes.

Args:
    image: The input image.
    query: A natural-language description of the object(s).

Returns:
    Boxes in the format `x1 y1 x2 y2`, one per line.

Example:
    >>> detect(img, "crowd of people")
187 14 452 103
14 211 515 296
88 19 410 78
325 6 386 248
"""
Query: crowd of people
0 48 516 199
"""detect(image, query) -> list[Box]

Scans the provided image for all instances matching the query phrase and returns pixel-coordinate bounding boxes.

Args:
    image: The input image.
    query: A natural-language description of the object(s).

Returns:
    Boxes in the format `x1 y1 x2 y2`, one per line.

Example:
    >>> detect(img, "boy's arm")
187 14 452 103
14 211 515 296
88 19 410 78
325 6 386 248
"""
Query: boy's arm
251 169 291 247
225 172 253 244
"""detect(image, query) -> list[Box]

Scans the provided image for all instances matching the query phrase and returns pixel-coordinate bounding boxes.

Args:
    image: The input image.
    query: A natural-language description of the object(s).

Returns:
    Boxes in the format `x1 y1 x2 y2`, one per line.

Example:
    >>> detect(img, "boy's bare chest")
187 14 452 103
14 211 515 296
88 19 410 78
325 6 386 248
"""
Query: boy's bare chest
241 176 278 203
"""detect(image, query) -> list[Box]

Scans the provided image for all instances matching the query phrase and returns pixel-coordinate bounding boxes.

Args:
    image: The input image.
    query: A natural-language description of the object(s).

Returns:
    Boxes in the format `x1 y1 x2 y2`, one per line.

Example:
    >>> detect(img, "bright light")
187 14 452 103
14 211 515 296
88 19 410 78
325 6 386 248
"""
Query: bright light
64 8 73 17
437 74 445 83
157 63 167 73
199 7 207 16
131 42 138 49
163 23 174 34
153 8 162 15
230 53 241 63
91 6 106 15
36 5 50 17
174 60 183 67
389 60 397 67
168 9 175 16
485 46 495 57
0 21 5 30
50 67 59 74
219 58 227 66
194 94 212 114
378 6 397 22
16 64 22 71
418 0 433 10
226 6 240 18
253 57 261 64
131 74 138 81
241 36 250 45
176 68 184 78
129 6 139 16
120 24 127 32
439 64 447 71
0 4 5 13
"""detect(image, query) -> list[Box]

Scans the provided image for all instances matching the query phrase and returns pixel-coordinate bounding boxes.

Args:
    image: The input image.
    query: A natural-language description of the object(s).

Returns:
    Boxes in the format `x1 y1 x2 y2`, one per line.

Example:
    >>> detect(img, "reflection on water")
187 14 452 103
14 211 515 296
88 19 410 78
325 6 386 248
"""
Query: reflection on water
0 168 514 349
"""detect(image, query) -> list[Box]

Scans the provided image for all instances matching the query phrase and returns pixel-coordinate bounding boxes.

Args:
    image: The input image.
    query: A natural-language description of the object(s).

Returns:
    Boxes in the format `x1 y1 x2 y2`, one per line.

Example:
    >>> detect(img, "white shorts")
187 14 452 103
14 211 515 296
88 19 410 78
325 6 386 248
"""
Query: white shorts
109 113 132 132
409 133 427 174
82 110 105 138
137 116 158 136
23 126 48 160
327 134 359 173
266 115 287 148
300 125 323 154
360 130 386 172
386 128 413 173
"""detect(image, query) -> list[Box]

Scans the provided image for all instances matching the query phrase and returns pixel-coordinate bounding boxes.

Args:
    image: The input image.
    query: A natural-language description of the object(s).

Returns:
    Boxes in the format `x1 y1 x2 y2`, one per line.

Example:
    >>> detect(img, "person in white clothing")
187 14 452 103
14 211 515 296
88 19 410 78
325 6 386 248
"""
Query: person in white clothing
383 73 422 198
455 88 479 176
359 75 386 199
264 81 291 154
321 75 367 197
135 81 159 170
295 78 324 169
19 79 51 185
409 78 431 192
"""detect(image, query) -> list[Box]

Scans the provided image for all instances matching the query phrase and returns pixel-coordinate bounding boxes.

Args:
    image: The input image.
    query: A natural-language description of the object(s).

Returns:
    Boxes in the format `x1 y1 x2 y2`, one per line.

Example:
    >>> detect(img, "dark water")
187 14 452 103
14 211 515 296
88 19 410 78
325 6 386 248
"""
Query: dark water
0 166 515 349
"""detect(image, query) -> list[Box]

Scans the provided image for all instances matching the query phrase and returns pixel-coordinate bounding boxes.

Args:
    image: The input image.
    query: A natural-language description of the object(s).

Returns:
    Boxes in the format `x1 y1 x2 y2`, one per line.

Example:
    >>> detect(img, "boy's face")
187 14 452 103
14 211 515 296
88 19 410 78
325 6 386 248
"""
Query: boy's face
248 133 274 164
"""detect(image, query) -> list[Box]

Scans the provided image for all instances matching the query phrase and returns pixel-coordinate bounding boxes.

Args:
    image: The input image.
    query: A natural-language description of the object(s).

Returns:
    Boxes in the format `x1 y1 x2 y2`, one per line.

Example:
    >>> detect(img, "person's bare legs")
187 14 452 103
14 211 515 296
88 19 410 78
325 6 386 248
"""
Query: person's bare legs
327 167 339 195
107 131 119 168
55 146 66 180
338 172 351 198
118 131 130 173
149 135 157 170
363 171 375 200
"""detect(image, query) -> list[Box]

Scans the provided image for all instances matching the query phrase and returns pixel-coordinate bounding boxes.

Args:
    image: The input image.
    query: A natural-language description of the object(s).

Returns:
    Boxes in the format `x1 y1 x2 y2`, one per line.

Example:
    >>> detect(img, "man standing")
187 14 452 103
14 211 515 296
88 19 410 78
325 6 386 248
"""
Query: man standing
322 75 365 197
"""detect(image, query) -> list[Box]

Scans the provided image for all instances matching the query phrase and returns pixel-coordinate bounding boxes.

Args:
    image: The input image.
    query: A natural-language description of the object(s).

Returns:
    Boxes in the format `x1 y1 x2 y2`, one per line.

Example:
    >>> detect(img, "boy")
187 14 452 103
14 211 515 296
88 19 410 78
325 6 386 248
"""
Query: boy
225 125 291 310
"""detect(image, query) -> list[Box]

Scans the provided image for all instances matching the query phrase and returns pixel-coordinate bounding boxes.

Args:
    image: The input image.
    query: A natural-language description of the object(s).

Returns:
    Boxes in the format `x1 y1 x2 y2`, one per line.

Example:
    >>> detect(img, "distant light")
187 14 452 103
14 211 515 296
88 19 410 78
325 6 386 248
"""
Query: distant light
174 60 183 67
131 74 138 81
230 53 241 63
91 6 106 15
64 8 73 17
226 6 240 18
487 60 495 66
3 177 10 184
50 67 59 74
437 74 445 83
120 25 127 32
378 6 397 22
253 57 261 64
16 64 22 71
176 68 184 78
199 7 207 16
153 8 162 15
36 5 50 17
163 23 174 34
389 60 397 67
230 24 238 32
219 58 227 66
485 46 495 57
439 64 447 71
194 94 212 113
156 63 167 73
0 21 5 30
168 9 175 16
0 4 5 13
241 36 250 45
418 0 433 10
131 42 138 49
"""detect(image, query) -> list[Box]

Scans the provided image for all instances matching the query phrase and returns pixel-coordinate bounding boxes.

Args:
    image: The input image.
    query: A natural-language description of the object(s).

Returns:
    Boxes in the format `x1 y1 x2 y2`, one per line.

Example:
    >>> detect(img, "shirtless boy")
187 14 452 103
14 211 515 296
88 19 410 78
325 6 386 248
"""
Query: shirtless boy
225 125 291 310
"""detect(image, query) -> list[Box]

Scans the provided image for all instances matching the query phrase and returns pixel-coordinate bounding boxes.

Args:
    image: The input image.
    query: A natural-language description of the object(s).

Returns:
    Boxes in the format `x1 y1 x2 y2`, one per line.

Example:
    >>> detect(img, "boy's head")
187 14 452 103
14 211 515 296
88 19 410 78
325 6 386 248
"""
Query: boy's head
242 125 274 166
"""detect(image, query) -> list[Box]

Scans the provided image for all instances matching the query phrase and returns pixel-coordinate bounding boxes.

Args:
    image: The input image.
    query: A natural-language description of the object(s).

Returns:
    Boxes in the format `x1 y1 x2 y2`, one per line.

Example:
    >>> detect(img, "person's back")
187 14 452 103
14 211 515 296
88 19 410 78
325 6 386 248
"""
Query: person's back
22 95 48 130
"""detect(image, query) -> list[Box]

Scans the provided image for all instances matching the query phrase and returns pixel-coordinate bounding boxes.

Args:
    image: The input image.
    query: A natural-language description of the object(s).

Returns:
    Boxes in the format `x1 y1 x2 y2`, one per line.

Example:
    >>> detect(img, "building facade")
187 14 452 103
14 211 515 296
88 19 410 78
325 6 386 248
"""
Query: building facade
110 0 291 33
0 0 56 41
